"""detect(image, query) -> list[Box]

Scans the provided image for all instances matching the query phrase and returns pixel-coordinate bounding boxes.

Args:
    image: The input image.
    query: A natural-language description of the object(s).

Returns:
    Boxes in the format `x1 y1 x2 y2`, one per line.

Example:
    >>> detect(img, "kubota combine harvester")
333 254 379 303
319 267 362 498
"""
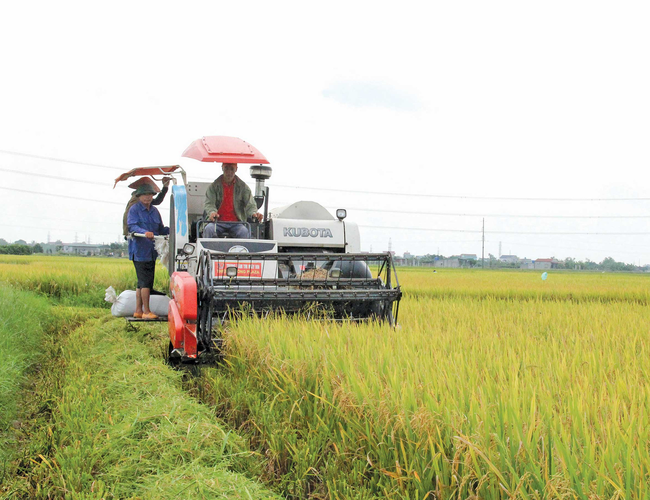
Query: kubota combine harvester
116 136 402 362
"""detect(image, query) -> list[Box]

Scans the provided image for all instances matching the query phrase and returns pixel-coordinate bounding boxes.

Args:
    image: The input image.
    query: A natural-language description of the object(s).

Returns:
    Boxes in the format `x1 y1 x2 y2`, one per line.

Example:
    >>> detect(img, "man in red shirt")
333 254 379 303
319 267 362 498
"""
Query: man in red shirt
203 163 263 238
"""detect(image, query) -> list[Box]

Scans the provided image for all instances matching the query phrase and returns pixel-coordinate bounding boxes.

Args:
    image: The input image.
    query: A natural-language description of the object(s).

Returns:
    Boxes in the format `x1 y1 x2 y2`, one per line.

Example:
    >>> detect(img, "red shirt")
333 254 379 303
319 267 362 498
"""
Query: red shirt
218 180 238 221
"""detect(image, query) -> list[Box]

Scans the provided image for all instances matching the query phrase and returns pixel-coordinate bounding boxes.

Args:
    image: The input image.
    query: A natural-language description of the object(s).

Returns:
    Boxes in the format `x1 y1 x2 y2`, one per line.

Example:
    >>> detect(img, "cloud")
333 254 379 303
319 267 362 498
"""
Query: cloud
322 81 422 111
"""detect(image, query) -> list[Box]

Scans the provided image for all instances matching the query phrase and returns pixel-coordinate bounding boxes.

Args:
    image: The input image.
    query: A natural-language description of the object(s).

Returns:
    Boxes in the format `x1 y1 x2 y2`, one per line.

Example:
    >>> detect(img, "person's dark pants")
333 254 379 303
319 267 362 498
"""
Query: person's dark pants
133 260 156 289
204 222 250 239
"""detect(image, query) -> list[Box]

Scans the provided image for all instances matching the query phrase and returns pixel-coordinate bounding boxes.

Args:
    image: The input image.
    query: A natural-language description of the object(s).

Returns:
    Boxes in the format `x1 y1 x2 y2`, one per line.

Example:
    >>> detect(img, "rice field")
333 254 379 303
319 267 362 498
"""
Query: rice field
202 268 650 498
0 254 169 307
1 255 649 498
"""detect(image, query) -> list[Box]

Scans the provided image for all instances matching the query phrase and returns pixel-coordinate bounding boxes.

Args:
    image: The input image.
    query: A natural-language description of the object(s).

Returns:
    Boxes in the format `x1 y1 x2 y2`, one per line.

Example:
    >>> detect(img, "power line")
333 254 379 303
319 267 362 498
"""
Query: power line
0 222 120 237
0 167 131 187
1 186 647 236
1 169 646 219
0 186 124 205
327 205 650 220
361 225 650 236
1 149 649 202
7 213 124 226
274 184 650 202
493 238 649 257
0 149 124 171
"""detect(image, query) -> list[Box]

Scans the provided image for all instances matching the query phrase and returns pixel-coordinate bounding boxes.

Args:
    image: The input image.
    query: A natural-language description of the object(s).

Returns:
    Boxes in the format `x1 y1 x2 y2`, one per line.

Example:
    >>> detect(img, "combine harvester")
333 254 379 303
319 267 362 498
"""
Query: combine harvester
116 136 402 363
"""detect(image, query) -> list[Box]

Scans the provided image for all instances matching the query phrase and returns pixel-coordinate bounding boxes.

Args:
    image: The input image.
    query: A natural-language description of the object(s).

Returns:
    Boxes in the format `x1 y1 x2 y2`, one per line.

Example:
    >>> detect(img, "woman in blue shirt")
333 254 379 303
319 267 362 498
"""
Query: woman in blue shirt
127 184 170 319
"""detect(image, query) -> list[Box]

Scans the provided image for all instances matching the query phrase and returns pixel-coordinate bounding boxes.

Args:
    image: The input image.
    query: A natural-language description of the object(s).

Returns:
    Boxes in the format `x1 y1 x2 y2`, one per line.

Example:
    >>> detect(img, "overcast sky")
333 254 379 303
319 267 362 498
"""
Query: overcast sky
1 1 649 264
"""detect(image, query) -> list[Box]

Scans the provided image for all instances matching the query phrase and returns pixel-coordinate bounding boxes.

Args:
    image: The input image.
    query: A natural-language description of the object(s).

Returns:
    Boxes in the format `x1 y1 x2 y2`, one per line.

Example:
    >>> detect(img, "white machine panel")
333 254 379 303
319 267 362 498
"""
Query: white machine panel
196 238 278 280
270 218 346 248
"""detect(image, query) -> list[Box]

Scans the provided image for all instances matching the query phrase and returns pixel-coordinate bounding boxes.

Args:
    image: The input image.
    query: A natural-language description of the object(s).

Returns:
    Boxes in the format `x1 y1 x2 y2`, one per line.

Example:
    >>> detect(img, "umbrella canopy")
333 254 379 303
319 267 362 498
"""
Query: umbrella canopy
182 136 269 164
113 165 180 188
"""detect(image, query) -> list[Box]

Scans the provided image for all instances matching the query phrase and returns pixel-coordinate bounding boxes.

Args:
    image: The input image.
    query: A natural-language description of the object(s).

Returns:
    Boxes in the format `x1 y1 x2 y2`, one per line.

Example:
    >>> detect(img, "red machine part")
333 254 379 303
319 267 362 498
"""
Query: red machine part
168 272 198 358
182 136 269 164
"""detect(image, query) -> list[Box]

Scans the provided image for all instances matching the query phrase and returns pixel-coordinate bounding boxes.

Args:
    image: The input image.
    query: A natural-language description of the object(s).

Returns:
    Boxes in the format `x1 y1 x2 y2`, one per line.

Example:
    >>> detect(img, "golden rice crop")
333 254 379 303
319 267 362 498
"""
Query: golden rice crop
217 268 650 498
0 255 167 306
400 267 650 304
4 256 650 496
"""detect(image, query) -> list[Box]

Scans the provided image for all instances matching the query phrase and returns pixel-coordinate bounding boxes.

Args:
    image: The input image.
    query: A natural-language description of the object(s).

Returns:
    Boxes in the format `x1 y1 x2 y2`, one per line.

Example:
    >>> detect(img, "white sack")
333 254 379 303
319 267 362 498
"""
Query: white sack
104 286 117 304
110 289 170 317
155 237 169 269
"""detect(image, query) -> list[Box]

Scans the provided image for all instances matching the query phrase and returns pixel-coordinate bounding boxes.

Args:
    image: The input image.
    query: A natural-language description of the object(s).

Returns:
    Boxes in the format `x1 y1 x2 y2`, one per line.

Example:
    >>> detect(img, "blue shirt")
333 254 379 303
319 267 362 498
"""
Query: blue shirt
127 201 169 261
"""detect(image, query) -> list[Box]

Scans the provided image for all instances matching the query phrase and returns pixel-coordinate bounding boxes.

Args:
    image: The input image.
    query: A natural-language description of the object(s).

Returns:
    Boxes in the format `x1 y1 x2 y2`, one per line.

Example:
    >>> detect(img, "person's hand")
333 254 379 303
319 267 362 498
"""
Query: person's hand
252 212 263 222
145 231 154 239
162 176 172 187
209 211 219 222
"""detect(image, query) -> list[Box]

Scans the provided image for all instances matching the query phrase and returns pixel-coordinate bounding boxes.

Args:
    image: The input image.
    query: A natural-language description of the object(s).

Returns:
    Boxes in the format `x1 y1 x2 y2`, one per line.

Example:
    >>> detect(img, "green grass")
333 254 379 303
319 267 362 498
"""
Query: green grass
0 286 50 434
2 315 280 499
0 287 50 481
0 286 101 486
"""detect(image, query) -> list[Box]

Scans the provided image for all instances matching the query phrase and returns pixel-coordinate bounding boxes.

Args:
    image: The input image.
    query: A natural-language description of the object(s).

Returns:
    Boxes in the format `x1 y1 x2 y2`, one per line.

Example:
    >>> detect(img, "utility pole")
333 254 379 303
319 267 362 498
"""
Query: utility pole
481 218 485 269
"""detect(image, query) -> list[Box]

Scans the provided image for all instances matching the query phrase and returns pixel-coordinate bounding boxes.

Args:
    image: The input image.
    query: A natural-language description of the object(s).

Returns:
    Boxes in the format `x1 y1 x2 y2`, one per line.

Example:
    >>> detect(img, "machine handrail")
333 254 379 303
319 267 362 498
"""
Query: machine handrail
201 251 395 261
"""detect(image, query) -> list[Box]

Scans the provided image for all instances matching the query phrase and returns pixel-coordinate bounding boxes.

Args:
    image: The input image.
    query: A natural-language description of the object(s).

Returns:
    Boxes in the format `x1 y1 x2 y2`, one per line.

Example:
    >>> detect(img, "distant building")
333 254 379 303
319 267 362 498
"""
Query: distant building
41 242 110 256
62 243 106 256
520 258 534 269
460 254 477 261
499 254 519 264
395 253 424 267
434 258 460 268
533 258 558 270
42 242 64 254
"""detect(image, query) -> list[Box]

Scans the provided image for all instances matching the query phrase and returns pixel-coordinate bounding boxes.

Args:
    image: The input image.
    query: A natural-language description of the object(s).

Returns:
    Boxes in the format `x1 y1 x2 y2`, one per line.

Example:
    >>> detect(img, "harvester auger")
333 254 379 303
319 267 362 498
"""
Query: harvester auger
118 136 402 363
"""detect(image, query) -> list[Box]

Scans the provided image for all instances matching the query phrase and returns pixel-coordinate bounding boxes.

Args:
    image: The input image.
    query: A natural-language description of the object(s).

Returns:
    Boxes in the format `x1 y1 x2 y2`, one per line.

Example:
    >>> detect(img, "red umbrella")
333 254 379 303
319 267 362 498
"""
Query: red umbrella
182 136 269 164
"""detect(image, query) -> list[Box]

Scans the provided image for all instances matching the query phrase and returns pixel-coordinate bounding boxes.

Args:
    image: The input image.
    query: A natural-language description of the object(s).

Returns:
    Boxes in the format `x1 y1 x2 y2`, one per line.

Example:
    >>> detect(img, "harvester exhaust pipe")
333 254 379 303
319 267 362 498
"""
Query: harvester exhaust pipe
250 165 272 209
